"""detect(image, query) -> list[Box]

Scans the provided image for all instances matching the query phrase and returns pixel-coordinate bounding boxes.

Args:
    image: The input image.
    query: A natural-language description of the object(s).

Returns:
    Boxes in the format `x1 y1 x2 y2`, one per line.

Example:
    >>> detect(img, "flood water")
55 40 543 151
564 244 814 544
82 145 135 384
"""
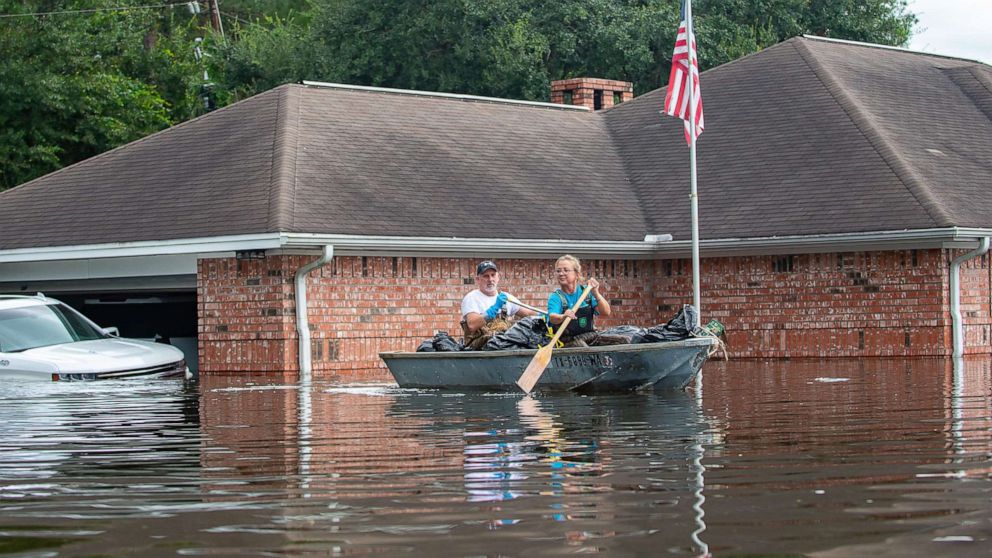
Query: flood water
1 359 990 557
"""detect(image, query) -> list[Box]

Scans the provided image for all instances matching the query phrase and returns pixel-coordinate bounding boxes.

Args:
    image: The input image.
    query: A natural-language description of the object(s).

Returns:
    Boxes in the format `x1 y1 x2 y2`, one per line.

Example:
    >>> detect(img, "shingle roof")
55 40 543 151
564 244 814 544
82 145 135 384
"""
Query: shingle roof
1 36 990 251
285 86 645 240
0 84 645 250
605 36 992 240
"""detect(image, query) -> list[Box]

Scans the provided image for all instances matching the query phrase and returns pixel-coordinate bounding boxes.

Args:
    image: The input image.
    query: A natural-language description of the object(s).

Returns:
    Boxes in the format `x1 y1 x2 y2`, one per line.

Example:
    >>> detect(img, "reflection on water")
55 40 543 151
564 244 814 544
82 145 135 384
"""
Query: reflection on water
0 359 989 556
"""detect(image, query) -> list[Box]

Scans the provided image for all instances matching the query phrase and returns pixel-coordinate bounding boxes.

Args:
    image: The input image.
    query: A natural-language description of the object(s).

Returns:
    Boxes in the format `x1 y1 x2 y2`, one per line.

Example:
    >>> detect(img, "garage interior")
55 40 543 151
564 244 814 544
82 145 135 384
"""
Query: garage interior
0 277 199 375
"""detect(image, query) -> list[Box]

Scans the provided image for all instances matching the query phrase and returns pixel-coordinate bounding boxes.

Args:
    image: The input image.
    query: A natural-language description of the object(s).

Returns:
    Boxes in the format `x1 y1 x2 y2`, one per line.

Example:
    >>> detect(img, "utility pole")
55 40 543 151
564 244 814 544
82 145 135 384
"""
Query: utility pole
207 0 224 39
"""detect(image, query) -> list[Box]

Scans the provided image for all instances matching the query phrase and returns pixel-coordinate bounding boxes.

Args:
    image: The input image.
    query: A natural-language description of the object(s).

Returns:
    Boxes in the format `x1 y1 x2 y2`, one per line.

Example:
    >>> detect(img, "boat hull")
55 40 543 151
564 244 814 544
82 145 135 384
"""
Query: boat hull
380 337 716 393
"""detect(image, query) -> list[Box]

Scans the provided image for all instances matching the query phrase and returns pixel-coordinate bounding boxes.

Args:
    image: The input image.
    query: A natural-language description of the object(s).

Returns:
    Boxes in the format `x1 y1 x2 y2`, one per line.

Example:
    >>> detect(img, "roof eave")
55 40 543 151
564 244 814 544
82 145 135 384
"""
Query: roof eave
1 228 990 264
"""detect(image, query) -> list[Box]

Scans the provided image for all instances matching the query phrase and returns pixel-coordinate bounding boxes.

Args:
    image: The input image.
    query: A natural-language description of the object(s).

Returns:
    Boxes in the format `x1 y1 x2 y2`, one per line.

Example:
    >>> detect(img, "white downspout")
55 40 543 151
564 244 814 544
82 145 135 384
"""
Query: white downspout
294 245 334 384
950 237 990 358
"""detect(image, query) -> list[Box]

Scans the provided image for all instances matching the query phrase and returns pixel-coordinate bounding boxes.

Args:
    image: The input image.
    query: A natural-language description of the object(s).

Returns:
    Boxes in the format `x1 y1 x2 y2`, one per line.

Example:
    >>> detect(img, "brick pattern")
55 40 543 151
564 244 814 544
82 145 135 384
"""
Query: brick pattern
682 250 954 358
196 249 992 378
197 257 298 374
956 249 992 350
550 77 634 110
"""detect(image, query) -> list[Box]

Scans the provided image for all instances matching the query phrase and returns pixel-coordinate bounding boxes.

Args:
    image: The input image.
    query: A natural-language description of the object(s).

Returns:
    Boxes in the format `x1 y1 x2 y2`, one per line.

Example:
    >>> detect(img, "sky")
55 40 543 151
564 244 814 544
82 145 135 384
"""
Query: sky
906 0 992 64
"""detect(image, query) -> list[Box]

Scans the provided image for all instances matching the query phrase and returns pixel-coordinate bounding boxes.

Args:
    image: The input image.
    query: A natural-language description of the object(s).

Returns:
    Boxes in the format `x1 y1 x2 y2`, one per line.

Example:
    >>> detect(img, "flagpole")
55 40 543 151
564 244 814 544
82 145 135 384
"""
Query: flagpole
685 0 701 320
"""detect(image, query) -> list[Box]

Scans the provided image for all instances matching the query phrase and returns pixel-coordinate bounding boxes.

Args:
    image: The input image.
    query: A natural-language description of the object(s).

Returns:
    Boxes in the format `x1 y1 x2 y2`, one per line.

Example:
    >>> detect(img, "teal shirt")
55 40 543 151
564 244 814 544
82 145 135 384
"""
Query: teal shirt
547 287 597 316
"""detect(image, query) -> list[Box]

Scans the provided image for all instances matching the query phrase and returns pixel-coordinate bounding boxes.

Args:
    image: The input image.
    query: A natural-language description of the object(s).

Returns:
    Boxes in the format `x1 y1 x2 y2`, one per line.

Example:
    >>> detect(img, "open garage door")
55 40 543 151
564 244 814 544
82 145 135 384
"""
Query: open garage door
49 291 198 375
0 256 199 375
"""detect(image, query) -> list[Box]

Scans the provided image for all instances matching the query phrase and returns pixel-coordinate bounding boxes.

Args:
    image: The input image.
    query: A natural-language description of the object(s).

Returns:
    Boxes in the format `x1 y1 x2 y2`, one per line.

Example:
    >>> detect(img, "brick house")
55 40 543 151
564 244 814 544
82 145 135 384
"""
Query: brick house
1 36 991 379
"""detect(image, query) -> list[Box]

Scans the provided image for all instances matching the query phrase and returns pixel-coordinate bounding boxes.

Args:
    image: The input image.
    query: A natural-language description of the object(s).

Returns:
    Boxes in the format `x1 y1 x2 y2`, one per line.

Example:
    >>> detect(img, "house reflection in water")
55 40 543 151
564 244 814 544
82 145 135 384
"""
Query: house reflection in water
195 378 717 554
192 358 990 555
197 377 464 498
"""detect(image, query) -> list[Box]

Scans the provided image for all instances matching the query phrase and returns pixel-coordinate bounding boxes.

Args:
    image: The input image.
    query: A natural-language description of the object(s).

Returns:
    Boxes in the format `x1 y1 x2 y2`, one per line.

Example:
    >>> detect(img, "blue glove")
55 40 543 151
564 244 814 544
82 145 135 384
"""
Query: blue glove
484 292 508 320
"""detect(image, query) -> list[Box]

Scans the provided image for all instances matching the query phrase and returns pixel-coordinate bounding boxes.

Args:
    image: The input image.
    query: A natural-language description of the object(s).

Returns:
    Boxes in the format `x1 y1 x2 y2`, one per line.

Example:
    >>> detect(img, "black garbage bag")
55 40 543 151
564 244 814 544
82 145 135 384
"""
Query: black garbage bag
484 316 552 350
597 325 647 345
416 331 464 352
640 305 700 343
434 331 464 352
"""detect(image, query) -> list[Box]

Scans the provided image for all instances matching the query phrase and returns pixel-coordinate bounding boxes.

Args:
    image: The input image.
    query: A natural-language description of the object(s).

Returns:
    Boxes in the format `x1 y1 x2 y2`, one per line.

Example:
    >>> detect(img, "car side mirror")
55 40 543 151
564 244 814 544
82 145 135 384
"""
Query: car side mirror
103 326 120 336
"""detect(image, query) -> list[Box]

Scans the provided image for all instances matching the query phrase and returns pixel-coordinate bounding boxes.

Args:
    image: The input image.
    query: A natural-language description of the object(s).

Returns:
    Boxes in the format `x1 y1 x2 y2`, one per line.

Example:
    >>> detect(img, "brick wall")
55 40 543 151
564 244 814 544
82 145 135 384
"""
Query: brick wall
197 257 298 376
678 250 952 358
196 249 992 378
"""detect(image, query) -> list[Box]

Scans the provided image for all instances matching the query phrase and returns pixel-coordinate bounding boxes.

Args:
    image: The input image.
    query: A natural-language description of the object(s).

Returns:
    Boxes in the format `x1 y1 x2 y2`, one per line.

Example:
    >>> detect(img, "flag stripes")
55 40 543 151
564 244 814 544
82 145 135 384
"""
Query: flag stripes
663 2 703 144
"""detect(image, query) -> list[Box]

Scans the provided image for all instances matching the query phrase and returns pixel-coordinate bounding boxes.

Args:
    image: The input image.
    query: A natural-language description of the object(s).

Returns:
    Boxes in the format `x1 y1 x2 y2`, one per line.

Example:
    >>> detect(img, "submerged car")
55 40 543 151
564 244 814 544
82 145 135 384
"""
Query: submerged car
0 294 190 381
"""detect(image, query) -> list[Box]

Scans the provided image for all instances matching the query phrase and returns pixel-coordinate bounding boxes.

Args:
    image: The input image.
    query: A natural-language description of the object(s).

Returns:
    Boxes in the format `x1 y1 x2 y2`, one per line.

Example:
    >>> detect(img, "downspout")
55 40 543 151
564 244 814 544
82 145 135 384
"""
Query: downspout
950 237 990 358
294 245 334 385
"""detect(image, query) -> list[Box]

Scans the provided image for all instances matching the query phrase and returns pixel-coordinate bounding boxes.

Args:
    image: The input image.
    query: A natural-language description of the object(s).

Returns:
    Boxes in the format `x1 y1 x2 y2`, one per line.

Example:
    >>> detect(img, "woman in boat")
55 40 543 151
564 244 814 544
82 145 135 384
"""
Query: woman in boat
546 255 612 347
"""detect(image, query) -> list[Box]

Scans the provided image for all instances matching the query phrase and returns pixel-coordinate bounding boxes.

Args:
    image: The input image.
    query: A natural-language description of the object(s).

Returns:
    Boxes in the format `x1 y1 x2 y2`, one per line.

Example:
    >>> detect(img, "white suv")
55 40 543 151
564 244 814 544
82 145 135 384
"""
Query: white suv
0 294 190 381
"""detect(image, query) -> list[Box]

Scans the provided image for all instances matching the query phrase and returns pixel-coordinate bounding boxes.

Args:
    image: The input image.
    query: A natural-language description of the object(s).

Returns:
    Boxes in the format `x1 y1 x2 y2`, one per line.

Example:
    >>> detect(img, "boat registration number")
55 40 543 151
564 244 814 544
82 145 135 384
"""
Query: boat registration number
551 354 615 369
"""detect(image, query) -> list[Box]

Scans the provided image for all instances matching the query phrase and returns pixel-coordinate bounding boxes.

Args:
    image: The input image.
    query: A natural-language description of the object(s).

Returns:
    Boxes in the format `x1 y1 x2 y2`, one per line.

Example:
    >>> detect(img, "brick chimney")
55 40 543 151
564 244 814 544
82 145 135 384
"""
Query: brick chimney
550 78 634 110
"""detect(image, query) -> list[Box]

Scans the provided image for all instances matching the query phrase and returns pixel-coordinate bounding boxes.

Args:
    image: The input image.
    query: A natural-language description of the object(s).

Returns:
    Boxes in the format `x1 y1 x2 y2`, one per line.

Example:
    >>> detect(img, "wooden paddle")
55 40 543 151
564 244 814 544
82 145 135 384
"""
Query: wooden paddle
503 293 545 315
516 284 595 394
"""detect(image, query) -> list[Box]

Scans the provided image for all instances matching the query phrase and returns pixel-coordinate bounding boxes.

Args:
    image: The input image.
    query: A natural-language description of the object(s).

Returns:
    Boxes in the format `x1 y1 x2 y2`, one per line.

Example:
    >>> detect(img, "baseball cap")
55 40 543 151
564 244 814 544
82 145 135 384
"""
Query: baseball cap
476 260 498 275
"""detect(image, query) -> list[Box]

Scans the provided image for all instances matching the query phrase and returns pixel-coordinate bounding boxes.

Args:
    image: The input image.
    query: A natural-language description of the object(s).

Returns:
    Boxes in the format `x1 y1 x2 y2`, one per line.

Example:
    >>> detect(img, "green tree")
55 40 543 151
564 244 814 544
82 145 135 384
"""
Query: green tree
0 1 206 190
297 0 915 100
305 0 680 99
212 14 317 103
703 0 916 53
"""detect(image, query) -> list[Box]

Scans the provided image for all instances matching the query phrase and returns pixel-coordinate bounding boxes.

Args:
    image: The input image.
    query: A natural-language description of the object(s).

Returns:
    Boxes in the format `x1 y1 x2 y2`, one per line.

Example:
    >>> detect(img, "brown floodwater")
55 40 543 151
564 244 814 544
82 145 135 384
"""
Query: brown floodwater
1 358 989 557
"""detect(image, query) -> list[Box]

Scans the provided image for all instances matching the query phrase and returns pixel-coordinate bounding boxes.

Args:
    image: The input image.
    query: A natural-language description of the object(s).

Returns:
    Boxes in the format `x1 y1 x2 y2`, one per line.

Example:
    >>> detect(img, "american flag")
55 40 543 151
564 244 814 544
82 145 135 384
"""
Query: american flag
663 0 703 144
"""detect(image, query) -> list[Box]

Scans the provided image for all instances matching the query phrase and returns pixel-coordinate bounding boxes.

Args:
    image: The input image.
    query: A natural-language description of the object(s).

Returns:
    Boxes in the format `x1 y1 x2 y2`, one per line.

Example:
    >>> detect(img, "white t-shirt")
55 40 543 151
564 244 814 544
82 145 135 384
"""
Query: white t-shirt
461 290 521 319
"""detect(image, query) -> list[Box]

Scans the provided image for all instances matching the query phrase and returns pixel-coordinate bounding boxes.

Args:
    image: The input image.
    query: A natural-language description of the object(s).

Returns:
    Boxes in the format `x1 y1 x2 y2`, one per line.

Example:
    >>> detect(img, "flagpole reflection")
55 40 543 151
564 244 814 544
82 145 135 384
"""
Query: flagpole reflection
689 377 710 558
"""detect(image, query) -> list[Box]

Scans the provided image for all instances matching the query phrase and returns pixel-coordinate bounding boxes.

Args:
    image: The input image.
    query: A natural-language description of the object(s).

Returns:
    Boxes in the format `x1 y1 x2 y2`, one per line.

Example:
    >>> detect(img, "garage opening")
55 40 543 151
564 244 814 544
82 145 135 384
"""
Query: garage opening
48 291 198 375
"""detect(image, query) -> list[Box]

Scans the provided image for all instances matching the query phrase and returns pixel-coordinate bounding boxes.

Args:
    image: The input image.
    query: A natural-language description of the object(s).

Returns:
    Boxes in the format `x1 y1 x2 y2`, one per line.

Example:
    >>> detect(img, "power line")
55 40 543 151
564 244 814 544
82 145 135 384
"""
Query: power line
0 3 185 19
220 11 251 26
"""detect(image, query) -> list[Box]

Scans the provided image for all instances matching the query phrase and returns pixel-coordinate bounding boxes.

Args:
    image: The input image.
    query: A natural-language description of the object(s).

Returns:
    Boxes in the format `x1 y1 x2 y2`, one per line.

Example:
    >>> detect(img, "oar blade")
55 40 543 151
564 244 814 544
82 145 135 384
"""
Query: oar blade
516 344 553 393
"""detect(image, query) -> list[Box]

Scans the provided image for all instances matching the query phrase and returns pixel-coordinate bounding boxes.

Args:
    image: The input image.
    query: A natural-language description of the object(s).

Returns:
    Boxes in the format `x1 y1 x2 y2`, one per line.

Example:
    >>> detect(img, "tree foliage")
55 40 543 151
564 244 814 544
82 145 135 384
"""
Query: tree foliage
301 0 915 98
0 0 206 190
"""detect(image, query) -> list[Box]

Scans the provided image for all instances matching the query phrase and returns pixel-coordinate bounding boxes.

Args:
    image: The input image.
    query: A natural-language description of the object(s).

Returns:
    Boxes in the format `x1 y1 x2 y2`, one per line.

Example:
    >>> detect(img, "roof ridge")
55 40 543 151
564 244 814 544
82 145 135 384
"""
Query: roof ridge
608 39 803 112
801 34 992 67
946 66 992 123
300 80 590 112
268 86 301 231
793 39 951 227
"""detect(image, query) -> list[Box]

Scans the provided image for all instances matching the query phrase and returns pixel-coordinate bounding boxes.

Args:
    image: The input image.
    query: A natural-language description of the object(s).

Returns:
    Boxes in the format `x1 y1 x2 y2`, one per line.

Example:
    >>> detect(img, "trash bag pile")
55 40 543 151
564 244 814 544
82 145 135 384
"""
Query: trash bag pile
595 305 700 344
415 305 705 352
484 316 552 351
415 331 464 352
642 304 699 342
595 325 647 344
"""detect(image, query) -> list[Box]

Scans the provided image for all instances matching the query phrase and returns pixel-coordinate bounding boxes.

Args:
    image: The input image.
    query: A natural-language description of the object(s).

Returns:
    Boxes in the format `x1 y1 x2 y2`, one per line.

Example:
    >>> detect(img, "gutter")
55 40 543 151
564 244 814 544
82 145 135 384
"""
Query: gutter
3 228 992 263
293 245 334 384
949 237 990 358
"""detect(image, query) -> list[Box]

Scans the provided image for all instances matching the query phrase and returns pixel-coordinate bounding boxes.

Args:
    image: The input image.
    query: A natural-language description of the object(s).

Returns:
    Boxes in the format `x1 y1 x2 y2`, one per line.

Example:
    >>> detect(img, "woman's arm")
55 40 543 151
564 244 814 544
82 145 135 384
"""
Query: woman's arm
547 292 568 325
589 278 611 317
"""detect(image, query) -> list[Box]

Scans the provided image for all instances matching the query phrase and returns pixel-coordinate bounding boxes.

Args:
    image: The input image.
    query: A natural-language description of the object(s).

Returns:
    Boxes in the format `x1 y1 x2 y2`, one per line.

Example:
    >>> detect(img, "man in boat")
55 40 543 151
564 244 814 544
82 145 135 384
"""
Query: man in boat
546 254 617 347
461 260 537 350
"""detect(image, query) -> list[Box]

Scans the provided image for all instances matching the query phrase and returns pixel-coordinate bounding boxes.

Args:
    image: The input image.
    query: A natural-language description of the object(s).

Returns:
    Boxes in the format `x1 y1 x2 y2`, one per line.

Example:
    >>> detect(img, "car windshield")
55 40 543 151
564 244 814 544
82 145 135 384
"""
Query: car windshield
0 302 106 352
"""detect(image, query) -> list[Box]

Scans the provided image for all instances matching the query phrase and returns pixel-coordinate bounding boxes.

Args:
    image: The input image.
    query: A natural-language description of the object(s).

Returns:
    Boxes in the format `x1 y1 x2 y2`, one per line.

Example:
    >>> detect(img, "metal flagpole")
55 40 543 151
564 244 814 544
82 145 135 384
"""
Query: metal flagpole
684 0 704 396
685 0 701 320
